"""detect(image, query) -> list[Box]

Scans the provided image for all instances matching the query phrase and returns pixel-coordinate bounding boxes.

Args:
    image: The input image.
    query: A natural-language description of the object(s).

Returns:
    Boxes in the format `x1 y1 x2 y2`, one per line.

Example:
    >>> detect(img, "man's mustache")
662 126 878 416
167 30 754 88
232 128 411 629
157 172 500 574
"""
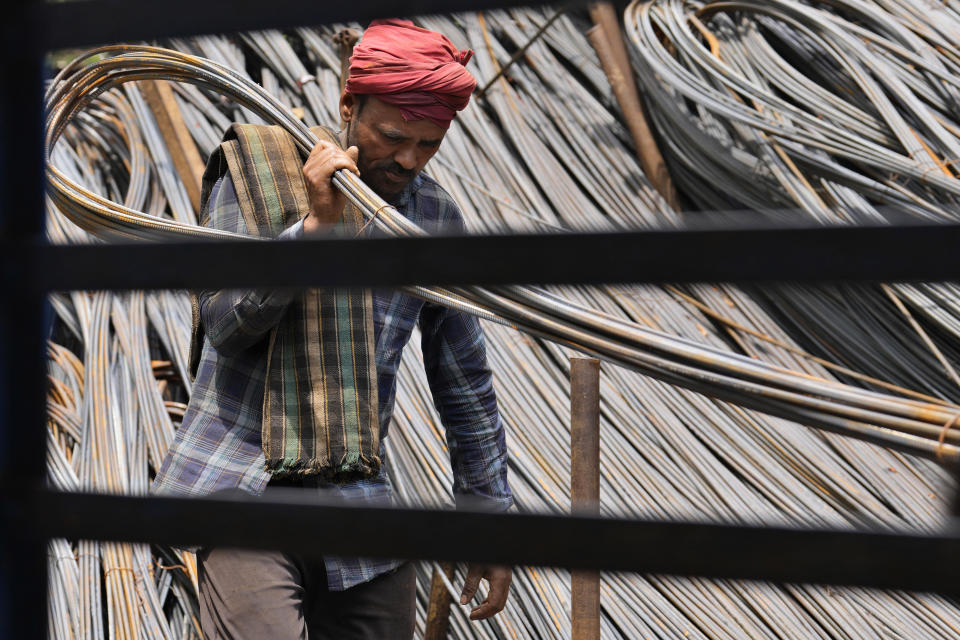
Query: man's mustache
372 162 414 177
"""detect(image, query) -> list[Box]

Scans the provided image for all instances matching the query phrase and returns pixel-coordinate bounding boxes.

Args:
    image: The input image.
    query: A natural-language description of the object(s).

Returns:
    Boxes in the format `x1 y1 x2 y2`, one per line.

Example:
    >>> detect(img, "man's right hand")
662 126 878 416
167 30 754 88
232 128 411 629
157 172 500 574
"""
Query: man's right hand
460 563 512 621
302 140 360 234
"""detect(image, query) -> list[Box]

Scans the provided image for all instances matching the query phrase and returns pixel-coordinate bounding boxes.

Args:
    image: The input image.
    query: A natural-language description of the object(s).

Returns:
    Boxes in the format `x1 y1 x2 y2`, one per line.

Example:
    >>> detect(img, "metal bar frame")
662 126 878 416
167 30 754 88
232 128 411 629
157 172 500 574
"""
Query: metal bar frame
24 490 960 594
41 0 553 50
19 221 960 291
4 1 960 636
2 0 48 637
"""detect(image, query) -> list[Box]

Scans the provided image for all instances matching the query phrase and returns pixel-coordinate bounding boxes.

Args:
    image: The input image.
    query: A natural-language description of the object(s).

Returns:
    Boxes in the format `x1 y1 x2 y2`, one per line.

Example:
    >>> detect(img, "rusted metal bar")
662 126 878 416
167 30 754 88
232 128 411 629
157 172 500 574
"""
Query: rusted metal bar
334 28 359 94
586 2 679 210
587 3 632 91
334 28 359 130
140 79 206 213
571 358 601 640
424 561 455 640
475 5 569 100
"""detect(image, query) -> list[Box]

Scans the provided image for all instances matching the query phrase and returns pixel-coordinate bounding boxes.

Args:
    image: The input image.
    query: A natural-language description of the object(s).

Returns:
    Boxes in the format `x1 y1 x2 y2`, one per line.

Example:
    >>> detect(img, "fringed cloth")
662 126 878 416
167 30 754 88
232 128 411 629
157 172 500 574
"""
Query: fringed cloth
190 124 380 481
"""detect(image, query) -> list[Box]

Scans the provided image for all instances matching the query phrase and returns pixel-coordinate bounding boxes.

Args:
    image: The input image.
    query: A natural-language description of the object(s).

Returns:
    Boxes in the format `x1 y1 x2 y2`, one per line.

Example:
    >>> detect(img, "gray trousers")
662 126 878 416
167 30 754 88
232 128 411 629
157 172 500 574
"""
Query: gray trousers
197 547 416 640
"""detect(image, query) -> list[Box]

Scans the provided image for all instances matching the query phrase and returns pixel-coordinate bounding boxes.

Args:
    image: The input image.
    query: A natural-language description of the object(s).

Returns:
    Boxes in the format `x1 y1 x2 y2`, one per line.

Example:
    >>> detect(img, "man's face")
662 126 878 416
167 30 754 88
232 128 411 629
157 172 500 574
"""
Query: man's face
340 94 447 203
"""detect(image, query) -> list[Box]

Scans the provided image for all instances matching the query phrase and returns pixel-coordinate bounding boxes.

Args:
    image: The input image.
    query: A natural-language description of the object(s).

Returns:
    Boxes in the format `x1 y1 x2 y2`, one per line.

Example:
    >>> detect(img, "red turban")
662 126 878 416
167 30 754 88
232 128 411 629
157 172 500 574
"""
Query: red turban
345 19 476 130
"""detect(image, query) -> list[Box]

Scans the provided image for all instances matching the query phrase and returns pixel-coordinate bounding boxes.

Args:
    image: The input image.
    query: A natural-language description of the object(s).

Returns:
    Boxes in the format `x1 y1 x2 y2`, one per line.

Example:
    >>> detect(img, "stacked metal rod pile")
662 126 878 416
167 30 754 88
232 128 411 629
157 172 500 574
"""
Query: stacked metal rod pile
46 39 960 460
626 0 960 401
42 5 960 639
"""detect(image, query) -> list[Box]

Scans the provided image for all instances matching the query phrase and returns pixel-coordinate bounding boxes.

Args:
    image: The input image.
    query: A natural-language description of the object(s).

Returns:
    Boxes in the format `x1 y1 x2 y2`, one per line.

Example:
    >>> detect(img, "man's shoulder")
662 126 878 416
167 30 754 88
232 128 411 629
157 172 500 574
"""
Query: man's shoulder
411 171 452 202
408 172 464 231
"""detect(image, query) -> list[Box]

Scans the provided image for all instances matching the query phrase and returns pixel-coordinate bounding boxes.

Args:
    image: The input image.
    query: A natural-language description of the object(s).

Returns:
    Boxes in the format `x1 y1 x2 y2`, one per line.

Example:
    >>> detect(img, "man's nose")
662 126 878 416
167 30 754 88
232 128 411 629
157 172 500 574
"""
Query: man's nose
394 146 417 171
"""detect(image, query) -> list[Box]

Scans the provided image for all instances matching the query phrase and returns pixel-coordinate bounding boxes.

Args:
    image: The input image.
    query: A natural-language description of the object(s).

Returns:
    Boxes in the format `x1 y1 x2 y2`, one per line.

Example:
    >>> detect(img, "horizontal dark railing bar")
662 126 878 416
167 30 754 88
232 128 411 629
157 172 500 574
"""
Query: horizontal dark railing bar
29 490 960 594
41 0 557 50
10 223 960 291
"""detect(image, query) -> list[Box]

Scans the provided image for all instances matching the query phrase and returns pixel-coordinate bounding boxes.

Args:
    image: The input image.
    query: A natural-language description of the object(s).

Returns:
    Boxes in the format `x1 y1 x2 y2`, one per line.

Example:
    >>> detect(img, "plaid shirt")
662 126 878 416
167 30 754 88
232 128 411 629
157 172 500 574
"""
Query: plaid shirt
152 170 512 590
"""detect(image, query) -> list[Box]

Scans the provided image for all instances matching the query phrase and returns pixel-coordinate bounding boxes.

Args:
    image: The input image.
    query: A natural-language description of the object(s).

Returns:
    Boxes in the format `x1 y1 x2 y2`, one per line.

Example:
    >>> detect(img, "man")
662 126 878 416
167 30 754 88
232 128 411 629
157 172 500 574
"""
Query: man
152 19 513 639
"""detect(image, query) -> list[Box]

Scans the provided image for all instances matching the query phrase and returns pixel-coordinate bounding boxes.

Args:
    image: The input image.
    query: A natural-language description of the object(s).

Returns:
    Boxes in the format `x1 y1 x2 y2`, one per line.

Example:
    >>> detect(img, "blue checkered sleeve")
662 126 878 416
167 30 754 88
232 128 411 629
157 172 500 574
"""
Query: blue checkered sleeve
412 180 512 511
419 304 513 511
198 176 305 356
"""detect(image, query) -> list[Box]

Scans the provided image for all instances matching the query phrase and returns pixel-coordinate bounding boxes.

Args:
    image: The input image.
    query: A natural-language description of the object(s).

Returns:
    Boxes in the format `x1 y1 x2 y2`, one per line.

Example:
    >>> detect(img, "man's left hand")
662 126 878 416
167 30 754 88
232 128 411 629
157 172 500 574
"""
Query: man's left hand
459 563 511 621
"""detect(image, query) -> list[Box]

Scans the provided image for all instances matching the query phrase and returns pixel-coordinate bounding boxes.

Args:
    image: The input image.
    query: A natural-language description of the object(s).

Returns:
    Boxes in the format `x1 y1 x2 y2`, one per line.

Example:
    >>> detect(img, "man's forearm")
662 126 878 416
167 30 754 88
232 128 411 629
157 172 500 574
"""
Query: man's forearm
198 203 305 356
448 418 513 512
198 286 296 356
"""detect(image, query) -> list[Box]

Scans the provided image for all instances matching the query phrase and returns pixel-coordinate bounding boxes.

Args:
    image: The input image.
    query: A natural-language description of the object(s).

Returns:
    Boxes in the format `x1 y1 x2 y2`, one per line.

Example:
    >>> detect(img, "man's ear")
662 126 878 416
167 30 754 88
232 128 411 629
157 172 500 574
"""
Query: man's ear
340 92 356 125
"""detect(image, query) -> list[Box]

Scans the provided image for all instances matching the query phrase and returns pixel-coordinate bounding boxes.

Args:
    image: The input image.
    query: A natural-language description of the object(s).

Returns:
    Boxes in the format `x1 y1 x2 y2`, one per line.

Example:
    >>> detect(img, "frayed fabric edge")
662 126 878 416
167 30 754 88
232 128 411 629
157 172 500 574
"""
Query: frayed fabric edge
266 455 382 484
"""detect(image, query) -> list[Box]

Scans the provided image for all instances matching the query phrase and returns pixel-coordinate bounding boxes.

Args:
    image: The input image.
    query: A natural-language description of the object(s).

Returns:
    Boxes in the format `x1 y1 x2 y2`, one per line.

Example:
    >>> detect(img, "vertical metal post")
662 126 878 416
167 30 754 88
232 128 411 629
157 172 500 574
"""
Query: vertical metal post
570 358 601 640
946 464 960 600
948 462 960 518
424 561 455 640
140 79 206 213
1 0 47 637
334 27 359 129
586 2 679 210
0 0 47 638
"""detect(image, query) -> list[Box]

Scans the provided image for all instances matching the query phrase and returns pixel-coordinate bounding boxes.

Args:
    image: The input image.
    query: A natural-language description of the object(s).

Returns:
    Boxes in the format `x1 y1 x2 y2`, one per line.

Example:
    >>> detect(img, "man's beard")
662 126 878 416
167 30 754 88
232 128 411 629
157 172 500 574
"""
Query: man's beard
362 160 415 202
346 128 415 203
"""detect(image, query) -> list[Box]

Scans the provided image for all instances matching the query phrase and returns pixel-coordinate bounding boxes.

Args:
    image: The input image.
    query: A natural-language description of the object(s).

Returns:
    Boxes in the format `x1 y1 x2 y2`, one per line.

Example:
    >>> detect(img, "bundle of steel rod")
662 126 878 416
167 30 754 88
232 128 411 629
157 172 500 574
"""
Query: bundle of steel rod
624 0 960 401
42 6 960 639
45 41 960 462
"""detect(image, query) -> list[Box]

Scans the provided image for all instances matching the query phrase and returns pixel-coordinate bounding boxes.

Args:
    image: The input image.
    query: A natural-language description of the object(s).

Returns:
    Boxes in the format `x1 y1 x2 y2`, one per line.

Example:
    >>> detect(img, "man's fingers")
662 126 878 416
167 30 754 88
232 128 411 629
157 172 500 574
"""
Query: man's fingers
469 566 510 620
324 155 359 177
488 567 511 608
469 597 495 621
301 140 358 230
335 144 360 175
470 588 507 620
304 142 359 177
304 150 358 179
459 564 483 605
306 139 334 160
462 565 511 620
487 567 513 615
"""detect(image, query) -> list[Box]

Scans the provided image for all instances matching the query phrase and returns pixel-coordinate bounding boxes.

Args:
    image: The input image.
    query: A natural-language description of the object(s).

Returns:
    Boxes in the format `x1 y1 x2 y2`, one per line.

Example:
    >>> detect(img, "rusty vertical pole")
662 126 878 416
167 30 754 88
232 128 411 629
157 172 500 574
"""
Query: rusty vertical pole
586 2 680 210
424 561 455 640
141 80 206 213
334 28 359 130
571 358 601 640
948 464 960 600
334 28 359 94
